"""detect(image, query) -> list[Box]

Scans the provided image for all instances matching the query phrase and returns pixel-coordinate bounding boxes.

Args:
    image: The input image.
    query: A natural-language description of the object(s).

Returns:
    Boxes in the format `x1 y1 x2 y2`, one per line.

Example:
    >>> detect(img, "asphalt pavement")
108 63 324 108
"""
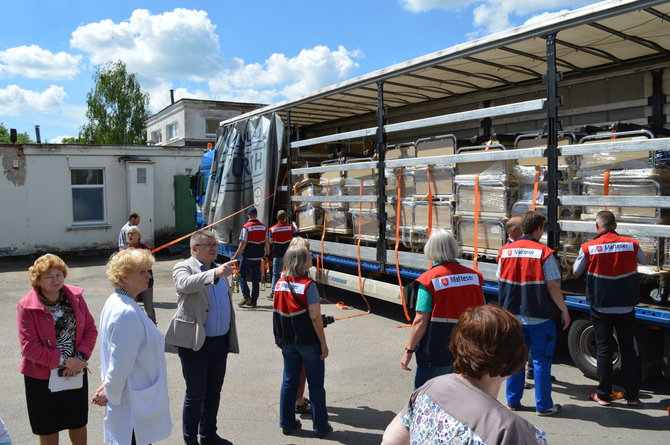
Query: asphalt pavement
1 253 668 444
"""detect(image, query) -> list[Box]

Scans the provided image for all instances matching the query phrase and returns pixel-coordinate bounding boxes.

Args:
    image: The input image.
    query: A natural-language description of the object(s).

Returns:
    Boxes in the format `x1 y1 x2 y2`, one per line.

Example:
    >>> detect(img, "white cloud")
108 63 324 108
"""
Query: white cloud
70 8 221 81
0 45 81 80
524 9 573 26
400 0 473 13
0 85 67 116
146 82 212 114
401 1 592 34
209 45 360 104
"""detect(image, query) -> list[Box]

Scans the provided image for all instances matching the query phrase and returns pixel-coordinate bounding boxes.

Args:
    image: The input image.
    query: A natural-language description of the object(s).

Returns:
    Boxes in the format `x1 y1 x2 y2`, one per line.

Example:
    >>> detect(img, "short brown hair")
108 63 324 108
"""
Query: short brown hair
450 305 527 379
277 210 287 222
28 253 68 287
596 210 616 228
521 210 546 235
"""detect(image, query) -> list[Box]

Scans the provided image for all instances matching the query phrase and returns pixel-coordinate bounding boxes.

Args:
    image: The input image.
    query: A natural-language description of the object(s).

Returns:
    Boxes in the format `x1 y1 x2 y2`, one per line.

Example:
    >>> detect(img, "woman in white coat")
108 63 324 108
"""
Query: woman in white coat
92 249 172 445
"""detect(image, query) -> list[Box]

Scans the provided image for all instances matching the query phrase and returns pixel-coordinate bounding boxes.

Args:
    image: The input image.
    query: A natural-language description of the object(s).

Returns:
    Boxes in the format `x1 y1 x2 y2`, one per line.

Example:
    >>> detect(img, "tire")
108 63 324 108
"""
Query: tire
567 317 620 380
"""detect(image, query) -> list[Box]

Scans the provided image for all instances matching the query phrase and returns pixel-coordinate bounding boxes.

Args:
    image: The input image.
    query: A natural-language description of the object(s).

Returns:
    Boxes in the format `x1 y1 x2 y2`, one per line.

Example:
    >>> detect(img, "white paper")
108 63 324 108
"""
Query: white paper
48 368 83 392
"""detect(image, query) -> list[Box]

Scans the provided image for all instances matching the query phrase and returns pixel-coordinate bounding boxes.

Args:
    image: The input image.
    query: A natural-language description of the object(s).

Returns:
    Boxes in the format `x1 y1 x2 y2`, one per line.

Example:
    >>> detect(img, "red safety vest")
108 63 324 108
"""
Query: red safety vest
580 230 640 307
269 222 295 256
273 276 319 345
241 219 267 259
497 237 560 319
414 262 484 367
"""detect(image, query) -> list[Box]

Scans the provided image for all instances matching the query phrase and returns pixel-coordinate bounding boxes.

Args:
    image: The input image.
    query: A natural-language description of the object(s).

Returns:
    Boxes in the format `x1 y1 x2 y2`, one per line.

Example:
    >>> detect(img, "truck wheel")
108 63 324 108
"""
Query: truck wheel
567 318 620 379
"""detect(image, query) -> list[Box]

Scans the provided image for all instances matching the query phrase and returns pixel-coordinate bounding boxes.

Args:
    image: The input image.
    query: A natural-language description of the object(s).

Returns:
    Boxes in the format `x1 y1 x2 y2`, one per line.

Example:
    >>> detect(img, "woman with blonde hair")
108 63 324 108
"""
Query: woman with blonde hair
92 249 171 445
17 253 98 445
273 245 332 438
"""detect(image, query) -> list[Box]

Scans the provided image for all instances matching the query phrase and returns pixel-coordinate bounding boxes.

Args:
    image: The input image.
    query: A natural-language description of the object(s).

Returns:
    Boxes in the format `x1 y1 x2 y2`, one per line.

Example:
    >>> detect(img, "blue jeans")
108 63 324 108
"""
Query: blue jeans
414 365 453 389
506 319 556 412
178 334 229 442
271 256 284 297
280 343 329 433
239 258 261 302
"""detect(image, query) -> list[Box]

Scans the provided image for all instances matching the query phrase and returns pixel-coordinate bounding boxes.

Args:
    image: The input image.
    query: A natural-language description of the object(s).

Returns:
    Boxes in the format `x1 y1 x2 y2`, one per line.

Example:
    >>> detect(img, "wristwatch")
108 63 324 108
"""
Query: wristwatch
404 347 415 353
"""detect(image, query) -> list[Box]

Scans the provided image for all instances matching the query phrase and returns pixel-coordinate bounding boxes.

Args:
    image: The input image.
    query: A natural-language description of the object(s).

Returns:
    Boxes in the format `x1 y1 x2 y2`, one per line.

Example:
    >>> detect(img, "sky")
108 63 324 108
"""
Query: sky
0 0 595 143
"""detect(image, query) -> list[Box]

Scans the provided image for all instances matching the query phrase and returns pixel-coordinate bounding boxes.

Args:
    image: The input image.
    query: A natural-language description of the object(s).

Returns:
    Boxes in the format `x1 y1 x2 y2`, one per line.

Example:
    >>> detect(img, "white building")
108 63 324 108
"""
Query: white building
0 143 203 256
146 98 264 147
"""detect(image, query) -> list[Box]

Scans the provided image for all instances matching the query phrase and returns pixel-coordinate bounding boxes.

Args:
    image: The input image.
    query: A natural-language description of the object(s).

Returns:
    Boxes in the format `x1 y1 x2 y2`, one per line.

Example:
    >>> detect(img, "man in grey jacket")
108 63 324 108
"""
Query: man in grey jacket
165 230 239 445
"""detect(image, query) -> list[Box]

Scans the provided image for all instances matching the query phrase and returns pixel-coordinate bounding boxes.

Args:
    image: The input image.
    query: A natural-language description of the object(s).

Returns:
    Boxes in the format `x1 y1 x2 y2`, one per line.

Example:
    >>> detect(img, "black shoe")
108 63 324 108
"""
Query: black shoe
200 435 233 445
524 382 532 389
315 424 333 439
282 420 301 436
185 440 199 445
507 403 522 411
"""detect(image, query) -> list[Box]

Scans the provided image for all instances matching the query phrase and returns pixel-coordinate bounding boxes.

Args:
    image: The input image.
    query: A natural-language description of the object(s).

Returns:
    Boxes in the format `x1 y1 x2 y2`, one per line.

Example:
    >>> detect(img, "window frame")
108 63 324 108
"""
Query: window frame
70 168 106 224
166 121 179 141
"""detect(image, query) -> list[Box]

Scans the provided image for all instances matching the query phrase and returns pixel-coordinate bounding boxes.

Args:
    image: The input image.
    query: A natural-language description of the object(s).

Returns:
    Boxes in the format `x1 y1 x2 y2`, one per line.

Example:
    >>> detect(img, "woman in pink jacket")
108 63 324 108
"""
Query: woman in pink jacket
17 254 98 445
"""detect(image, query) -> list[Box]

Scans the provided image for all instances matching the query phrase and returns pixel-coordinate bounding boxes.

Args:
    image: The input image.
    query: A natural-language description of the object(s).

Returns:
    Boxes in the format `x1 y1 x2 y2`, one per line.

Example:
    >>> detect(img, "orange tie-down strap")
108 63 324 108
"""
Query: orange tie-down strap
531 168 541 212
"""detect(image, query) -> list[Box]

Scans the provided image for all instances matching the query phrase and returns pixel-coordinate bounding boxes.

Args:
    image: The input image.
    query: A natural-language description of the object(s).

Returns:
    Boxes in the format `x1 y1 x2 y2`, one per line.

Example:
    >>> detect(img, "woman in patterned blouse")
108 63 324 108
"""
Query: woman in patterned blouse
17 254 98 445
383 305 547 445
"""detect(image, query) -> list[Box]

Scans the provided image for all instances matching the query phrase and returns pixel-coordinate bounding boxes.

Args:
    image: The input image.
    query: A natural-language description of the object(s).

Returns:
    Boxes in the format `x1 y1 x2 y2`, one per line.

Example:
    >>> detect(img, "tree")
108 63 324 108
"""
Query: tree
0 123 33 143
79 60 150 145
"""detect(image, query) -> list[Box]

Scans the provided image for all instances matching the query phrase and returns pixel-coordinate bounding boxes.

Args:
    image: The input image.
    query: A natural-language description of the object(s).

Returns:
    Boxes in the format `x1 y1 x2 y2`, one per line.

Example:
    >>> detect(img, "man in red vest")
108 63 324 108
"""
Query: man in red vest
232 207 269 308
497 211 570 416
268 210 297 300
573 210 647 407
400 229 485 389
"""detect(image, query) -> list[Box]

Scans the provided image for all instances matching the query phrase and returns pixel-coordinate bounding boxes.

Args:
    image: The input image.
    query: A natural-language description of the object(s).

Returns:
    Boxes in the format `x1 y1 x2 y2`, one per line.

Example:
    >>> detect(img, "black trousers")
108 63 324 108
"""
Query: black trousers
591 309 641 401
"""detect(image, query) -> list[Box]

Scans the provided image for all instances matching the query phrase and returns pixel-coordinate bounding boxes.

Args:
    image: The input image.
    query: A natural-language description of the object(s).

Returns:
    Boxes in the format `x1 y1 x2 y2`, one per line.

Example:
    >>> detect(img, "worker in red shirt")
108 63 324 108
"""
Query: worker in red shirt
232 207 270 308
573 210 647 407
268 210 297 300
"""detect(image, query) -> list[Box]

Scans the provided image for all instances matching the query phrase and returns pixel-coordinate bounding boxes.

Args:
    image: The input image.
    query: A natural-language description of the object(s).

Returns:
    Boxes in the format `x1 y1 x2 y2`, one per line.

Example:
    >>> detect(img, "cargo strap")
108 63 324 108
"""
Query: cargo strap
395 168 412 325
473 174 480 270
531 168 541 211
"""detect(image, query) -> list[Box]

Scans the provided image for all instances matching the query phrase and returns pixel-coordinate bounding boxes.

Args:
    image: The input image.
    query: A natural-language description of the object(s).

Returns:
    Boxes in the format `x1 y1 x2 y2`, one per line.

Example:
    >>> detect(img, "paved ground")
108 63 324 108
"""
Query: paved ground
1 253 668 444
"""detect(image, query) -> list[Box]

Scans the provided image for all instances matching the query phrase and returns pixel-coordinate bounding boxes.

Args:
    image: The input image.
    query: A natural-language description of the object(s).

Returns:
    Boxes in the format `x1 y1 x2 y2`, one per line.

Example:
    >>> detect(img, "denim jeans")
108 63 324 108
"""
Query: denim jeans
177 334 229 442
591 309 640 401
271 256 284 297
280 343 329 433
506 319 556 412
239 258 261 302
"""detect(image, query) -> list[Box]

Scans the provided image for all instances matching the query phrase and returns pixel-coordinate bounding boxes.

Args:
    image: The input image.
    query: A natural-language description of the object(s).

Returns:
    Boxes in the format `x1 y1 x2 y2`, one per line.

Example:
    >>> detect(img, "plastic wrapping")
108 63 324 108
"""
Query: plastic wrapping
385 202 411 246
514 166 577 203
346 158 377 182
324 207 351 234
455 215 507 256
456 146 511 176
408 201 454 247
578 134 653 172
385 170 415 199
344 178 377 210
294 178 322 198
455 175 517 216
350 208 380 241
319 177 348 210
511 201 580 220
413 166 455 198
580 168 670 223
296 204 324 233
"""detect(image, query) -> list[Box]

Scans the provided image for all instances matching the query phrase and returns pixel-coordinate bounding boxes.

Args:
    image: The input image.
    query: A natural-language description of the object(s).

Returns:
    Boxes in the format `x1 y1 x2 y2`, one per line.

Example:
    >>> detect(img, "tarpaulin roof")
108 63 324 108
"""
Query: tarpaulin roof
220 0 670 128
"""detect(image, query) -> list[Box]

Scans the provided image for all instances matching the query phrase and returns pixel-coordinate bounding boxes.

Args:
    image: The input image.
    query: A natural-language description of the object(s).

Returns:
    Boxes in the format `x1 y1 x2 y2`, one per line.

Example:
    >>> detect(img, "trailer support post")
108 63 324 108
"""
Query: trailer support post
545 33 560 252
376 81 387 272
286 110 294 223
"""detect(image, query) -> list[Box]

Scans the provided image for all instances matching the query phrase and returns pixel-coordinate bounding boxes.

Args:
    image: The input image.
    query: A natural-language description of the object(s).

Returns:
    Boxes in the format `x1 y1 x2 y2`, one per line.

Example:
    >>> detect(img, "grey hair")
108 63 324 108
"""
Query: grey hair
190 230 216 249
282 245 312 277
423 229 460 262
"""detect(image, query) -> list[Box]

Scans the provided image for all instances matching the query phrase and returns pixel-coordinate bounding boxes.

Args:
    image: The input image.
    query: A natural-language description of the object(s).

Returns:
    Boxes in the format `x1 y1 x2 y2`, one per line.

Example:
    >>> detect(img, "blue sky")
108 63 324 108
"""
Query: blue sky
0 0 593 142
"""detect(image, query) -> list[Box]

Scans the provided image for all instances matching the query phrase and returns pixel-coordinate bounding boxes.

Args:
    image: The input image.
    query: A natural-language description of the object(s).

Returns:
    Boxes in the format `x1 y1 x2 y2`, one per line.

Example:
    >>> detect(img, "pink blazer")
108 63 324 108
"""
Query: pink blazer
17 284 98 380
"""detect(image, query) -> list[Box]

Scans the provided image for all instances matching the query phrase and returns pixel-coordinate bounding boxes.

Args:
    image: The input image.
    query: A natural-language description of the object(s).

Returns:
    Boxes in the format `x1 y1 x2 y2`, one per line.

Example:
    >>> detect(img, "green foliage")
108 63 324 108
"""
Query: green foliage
59 136 83 144
0 122 33 143
79 60 150 145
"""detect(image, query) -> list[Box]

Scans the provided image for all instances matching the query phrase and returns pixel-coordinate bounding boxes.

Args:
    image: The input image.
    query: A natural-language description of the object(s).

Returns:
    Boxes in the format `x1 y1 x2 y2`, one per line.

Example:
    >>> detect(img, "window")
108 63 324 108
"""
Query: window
205 119 220 136
167 122 179 141
137 167 146 184
71 169 105 222
151 130 162 143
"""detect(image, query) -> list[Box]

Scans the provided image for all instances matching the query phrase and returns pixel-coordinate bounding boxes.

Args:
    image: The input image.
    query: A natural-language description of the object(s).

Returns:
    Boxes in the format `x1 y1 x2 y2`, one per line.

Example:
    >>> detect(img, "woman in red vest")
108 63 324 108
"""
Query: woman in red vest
400 229 485 389
272 245 332 438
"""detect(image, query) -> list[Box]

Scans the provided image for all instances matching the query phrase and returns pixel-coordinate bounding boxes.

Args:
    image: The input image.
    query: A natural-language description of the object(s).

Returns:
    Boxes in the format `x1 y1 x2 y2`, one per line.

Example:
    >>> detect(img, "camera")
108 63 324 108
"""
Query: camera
322 314 335 327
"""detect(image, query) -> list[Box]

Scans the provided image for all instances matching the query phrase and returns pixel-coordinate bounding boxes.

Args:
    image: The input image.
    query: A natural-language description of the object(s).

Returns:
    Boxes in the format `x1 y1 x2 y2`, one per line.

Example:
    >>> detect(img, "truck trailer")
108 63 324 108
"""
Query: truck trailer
200 0 670 380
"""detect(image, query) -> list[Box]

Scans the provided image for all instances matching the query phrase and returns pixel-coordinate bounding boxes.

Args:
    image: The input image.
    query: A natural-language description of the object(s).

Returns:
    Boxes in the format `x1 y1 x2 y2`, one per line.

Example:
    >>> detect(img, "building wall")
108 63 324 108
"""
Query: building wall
0 144 203 256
